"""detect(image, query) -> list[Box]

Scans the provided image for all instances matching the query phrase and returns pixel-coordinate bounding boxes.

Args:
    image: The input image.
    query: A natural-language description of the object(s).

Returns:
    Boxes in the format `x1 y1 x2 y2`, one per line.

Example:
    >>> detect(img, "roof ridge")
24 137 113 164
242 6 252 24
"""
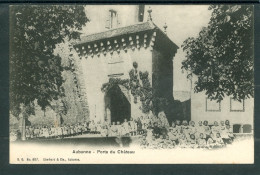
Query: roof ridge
80 21 155 39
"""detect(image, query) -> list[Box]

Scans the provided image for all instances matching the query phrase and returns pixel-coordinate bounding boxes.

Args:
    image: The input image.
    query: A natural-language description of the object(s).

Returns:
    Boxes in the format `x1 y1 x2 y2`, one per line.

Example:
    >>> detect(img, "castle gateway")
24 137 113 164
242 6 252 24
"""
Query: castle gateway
73 7 178 124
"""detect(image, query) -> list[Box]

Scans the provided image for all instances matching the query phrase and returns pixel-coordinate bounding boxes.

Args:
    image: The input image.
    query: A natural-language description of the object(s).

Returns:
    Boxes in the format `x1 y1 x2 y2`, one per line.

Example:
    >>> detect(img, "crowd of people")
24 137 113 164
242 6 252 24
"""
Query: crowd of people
139 119 235 149
10 114 236 149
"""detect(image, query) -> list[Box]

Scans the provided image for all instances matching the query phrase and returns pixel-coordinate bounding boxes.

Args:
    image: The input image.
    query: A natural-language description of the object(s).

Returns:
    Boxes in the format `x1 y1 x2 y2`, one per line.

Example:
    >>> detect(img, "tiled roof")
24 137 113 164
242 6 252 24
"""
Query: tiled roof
74 21 178 48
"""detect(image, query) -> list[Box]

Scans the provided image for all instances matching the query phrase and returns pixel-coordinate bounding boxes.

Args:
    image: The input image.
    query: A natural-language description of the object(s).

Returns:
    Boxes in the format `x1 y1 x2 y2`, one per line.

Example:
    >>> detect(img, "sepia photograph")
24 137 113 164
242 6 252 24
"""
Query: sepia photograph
9 4 254 164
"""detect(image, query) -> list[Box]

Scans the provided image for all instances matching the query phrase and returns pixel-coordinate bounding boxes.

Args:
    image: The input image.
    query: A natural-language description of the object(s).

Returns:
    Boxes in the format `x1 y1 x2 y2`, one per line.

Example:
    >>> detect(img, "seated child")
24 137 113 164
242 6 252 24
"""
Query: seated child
156 135 165 149
100 125 108 137
215 132 225 148
197 133 207 148
168 124 179 145
164 135 175 149
206 133 216 149
188 134 198 149
147 135 157 149
140 134 149 149
222 125 234 144
178 133 187 148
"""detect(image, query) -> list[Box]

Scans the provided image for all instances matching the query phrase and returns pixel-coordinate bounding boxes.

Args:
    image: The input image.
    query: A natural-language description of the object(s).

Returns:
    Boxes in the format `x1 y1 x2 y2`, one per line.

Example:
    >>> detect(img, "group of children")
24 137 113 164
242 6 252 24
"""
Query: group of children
19 116 235 151
23 117 143 140
139 120 235 149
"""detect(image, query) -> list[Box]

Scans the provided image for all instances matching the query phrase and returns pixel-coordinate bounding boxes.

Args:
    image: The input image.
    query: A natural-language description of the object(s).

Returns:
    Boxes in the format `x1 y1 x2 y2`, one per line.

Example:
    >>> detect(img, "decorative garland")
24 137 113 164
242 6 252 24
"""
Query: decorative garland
101 62 154 114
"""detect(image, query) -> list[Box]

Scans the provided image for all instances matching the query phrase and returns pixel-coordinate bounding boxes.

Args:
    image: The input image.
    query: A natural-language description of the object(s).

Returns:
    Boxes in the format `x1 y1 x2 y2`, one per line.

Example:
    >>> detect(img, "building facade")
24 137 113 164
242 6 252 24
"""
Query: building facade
72 5 178 124
190 77 254 134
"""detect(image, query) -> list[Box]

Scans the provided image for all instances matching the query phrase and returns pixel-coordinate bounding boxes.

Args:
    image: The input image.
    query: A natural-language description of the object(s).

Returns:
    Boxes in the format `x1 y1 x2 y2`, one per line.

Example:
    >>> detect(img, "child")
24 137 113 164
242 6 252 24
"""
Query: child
222 125 234 144
197 133 207 148
188 134 198 149
188 120 197 136
181 120 190 139
96 121 102 134
211 121 220 139
164 135 175 149
121 119 129 136
203 120 211 140
168 125 178 145
178 133 187 148
152 122 161 138
175 120 182 133
220 121 226 135
109 122 118 137
100 125 108 137
89 120 96 134
148 135 158 149
206 133 215 149
136 117 143 135
196 121 204 138
128 118 136 136
215 132 225 148
140 134 149 149
25 126 30 140
116 121 122 136
156 135 165 149
146 125 154 143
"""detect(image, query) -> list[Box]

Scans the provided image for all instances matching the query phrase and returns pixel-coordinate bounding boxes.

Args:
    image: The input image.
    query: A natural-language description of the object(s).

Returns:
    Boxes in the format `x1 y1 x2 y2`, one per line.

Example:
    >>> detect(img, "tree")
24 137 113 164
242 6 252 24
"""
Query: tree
10 5 88 118
182 5 253 102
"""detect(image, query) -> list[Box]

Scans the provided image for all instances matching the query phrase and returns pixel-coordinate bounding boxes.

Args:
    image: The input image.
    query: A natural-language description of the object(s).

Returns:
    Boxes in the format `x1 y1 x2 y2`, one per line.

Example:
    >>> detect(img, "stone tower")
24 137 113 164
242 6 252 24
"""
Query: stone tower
73 6 178 124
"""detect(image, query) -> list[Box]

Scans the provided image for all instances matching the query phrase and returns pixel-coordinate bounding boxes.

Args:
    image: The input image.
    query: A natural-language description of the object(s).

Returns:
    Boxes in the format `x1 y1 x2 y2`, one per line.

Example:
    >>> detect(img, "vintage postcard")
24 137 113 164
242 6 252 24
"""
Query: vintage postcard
9 5 254 164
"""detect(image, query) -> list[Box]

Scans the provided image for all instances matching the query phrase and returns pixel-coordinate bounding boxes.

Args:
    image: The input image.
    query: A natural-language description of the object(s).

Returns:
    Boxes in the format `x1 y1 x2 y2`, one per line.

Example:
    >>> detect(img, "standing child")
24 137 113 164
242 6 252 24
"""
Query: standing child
203 120 211 140
109 122 118 137
211 121 220 138
122 119 130 136
181 120 190 139
175 120 182 134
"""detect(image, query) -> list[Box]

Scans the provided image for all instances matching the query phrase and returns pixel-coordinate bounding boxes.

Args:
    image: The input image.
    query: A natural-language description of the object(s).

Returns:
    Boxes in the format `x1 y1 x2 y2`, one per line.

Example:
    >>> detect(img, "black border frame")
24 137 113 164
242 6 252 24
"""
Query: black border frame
1 1 260 175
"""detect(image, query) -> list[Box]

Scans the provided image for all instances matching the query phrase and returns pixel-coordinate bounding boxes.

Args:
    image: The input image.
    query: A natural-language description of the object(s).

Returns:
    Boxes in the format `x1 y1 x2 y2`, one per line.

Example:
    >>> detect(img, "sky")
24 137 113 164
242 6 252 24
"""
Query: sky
82 5 212 92
147 5 212 92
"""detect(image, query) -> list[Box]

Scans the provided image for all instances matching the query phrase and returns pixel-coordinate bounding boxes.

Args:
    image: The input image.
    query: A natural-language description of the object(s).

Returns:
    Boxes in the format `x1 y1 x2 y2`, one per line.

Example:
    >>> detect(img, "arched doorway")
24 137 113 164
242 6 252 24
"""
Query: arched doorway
105 85 131 124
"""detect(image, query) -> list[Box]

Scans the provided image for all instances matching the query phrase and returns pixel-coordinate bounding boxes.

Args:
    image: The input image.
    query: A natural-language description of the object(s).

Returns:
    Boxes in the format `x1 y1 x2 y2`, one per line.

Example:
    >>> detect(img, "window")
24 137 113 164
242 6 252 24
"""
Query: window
233 124 242 133
243 124 252 133
206 98 221 112
138 5 145 22
106 10 118 29
230 98 244 112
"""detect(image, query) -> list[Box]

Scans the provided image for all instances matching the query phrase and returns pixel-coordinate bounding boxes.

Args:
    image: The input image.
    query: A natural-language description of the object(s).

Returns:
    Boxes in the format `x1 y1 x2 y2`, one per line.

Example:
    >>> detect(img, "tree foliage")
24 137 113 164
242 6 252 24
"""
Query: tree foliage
182 5 253 102
10 5 88 117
